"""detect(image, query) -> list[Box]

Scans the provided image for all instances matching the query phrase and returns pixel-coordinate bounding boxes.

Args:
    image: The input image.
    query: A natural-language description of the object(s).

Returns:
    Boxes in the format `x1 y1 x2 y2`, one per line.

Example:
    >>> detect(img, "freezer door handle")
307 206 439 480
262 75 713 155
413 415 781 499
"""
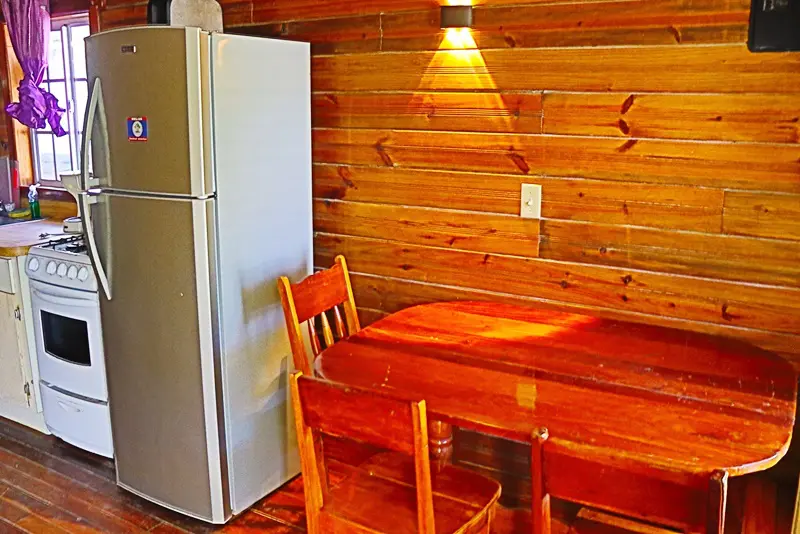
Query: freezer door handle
80 79 112 300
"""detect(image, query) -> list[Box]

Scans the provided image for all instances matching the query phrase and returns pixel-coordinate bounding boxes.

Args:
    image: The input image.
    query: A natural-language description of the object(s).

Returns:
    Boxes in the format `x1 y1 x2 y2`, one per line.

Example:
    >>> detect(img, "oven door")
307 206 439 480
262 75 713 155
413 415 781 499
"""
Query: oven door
31 280 107 402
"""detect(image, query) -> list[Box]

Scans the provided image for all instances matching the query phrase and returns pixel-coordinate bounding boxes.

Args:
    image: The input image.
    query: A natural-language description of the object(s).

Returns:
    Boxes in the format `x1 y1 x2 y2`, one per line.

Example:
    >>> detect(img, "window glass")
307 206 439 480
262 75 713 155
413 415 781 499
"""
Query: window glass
54 134 73 175
35 134 56 182
47 29 65 79
74 81 88 129
71 25 89 79
32 21 90 184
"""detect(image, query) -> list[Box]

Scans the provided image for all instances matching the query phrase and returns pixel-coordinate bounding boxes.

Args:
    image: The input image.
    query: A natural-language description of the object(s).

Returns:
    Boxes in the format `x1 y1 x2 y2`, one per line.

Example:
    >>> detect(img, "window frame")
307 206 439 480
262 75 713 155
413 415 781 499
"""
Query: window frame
31 15 89 189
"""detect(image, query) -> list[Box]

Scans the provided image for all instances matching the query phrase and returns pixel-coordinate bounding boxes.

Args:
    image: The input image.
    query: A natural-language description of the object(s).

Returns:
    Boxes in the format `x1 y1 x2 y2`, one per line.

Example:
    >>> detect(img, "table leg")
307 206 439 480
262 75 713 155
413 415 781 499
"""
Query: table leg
428 420 453 472
707 470 728 534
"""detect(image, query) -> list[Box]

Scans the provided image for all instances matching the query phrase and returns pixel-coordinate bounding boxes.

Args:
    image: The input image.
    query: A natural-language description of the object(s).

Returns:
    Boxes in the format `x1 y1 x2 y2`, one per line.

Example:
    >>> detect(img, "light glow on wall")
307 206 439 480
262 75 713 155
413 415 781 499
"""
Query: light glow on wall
408 15 513 132
442 27 476 50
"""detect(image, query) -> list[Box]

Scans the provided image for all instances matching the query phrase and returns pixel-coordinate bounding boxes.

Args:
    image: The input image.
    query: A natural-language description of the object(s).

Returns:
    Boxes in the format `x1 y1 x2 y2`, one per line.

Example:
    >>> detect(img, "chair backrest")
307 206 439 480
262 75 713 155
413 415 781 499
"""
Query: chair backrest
290 372 436 533
278 255 360 375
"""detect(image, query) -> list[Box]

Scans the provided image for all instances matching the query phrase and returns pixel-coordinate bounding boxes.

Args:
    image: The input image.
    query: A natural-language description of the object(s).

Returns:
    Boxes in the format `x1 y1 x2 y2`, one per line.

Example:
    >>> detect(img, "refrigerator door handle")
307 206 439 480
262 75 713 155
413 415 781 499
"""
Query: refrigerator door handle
80 78 112 300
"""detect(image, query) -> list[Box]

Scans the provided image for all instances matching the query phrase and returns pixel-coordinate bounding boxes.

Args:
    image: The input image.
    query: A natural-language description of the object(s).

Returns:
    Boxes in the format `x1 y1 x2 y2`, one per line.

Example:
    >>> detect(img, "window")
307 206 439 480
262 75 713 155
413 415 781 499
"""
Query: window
31 18 90 187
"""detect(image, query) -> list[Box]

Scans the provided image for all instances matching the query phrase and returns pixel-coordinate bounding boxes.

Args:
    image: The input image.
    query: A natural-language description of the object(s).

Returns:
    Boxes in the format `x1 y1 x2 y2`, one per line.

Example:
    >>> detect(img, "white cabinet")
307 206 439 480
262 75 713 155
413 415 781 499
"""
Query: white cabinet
0 256 46 433
0 291 28 404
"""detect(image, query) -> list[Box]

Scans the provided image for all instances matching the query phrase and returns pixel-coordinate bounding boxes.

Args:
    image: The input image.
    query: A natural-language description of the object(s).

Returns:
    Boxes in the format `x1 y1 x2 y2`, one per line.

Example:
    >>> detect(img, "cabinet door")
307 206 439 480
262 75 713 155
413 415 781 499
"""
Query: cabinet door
0 292 28 407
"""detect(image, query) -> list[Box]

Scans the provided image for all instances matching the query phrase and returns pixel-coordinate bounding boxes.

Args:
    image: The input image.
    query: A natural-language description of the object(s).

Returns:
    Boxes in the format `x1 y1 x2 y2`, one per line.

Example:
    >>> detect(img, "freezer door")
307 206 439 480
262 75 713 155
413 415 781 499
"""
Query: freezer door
84 27 212 197
96 193 227 522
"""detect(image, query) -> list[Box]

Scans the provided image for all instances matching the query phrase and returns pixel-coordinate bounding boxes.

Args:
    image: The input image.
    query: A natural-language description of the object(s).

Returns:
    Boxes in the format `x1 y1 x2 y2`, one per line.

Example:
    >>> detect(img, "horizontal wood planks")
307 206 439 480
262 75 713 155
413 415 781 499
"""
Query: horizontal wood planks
311 46 800 94
96 0 800 365
542 93 800 143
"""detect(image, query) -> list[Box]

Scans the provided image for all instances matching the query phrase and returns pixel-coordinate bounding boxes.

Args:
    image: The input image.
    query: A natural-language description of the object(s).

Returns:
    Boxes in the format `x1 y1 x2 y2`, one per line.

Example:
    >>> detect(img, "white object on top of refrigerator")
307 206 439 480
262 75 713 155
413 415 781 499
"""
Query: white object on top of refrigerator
77 26 312 524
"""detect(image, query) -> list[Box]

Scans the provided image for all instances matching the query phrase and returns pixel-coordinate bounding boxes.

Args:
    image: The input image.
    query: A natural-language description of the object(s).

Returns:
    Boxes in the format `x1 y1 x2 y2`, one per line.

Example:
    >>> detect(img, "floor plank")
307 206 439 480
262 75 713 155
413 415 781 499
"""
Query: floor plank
0 487 100 534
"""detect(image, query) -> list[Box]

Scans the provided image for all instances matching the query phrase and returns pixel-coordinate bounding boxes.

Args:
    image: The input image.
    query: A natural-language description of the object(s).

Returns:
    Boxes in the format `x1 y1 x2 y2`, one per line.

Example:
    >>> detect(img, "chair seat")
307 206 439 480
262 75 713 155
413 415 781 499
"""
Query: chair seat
322 453 502 534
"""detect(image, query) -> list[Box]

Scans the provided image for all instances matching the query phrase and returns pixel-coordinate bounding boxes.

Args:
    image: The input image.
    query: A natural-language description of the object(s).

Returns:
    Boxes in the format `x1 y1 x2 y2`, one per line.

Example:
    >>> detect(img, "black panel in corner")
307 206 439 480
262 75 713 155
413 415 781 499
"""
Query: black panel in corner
749 0 800 52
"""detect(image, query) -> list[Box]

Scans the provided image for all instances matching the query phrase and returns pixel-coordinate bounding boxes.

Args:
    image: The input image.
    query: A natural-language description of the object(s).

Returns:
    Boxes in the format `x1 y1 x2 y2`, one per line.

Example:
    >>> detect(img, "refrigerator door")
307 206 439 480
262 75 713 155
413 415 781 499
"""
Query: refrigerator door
84 27 212 197
94 192 227 522
210 33 309 515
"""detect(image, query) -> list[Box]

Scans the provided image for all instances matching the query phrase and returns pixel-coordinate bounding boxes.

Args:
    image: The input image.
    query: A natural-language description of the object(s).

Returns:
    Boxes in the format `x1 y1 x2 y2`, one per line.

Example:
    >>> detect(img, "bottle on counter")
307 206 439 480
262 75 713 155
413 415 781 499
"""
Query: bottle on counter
28 184 41 220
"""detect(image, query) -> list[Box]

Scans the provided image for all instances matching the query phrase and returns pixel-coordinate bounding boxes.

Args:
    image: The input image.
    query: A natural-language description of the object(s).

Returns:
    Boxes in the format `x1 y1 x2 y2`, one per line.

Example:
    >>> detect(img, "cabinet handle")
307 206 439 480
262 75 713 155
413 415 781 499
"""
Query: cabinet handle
13 307 20 321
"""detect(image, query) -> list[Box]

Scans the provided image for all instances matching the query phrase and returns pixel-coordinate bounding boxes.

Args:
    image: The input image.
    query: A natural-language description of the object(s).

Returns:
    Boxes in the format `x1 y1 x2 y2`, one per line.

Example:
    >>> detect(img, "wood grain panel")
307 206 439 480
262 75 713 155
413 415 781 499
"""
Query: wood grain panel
233 14 381 54
723 192 800 241
313 128 800 192
472 0 749 48
316 233 800 335
539 178 724 233
543 92 800 143
347 273 800 358
99 3 146 30
236 0 749 54
313 165 724 232
250 0 435 24
312 92 543 133
314 198 541 257
100 0 250 29
312 46 800 94
313 164 522 213
49 0 91 16
539 219 800 288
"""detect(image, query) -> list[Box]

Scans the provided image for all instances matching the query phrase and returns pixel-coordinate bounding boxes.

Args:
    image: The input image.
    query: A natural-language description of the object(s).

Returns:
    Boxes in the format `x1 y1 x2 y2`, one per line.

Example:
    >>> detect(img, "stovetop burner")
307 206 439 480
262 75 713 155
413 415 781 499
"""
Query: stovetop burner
40 235 87 255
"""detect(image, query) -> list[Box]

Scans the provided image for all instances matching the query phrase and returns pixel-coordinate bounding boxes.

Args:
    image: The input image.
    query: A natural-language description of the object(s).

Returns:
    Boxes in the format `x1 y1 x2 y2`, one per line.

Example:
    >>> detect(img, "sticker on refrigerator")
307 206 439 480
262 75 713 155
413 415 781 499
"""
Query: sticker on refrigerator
127 117 148 142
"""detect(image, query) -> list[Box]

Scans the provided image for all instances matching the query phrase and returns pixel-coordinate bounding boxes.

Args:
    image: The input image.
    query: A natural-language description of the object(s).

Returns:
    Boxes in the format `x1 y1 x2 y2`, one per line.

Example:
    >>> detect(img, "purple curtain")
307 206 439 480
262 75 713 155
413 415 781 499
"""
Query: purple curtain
1 0 66 136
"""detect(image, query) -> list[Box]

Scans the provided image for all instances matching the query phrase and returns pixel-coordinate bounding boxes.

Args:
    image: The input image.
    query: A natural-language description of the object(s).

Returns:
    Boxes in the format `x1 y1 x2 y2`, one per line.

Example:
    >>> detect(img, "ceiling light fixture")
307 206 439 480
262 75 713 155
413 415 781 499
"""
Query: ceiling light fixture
440 5 473 29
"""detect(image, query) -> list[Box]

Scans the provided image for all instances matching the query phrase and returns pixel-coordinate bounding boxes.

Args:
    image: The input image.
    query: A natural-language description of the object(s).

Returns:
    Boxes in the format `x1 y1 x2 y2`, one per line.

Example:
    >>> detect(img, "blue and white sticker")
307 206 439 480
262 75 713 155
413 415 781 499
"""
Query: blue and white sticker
127 117 148 142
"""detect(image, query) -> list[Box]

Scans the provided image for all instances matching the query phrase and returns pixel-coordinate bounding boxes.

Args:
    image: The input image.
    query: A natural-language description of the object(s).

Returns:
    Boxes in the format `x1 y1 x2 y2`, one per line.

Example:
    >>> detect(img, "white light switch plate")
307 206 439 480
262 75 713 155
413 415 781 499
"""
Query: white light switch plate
521 184 542 219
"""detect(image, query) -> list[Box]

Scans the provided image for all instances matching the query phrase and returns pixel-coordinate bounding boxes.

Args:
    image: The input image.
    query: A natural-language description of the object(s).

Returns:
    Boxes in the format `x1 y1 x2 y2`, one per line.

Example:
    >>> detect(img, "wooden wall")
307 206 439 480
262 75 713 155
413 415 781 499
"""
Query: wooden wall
94 0 800 364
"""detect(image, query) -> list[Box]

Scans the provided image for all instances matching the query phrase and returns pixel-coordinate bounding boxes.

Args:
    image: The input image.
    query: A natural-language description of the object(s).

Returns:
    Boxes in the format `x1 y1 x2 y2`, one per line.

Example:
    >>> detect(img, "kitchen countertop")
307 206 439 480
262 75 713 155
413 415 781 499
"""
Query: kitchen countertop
0 220 66 257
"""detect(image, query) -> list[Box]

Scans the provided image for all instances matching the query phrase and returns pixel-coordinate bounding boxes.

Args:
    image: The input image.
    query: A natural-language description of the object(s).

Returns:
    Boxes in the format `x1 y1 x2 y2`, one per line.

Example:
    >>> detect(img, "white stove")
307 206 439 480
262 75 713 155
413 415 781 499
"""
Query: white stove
27 236 96 292
26 236 113 458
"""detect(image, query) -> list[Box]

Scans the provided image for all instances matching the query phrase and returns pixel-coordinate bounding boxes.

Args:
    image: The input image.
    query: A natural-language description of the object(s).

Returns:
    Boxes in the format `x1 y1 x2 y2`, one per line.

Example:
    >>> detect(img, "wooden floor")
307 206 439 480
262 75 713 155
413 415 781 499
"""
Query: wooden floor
0 417 795 533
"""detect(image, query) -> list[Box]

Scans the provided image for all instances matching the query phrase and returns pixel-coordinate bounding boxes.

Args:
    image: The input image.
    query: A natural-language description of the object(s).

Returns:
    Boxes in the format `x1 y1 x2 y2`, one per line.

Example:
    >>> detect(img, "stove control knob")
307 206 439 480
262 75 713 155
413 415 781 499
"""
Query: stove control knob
28 258 40 272
67 265 78 280
57 263 67 277
78 267 89 282
46 261 57 275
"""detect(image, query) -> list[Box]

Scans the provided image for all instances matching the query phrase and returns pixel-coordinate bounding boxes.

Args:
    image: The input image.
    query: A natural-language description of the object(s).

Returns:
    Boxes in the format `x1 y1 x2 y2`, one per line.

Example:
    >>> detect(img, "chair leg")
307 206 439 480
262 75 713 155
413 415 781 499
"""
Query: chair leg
532 427 551 534
707 470 729 534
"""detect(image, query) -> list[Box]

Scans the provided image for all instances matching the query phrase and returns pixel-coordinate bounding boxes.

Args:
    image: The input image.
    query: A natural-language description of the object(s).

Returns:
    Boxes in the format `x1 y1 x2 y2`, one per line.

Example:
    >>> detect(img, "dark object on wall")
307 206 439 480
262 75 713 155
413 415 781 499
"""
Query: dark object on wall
749 0 800 51
440 5 473 29
147 0 171 24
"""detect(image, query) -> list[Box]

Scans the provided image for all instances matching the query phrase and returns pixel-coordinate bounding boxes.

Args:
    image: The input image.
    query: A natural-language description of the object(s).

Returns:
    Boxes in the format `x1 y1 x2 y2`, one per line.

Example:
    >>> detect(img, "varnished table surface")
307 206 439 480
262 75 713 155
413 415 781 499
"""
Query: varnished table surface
317 301 797 478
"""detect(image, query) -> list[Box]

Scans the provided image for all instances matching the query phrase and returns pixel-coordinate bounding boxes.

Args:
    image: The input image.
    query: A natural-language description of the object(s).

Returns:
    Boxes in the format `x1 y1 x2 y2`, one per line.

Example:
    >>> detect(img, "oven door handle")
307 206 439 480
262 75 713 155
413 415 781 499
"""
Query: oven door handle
32 289 97 309
57 400 82 414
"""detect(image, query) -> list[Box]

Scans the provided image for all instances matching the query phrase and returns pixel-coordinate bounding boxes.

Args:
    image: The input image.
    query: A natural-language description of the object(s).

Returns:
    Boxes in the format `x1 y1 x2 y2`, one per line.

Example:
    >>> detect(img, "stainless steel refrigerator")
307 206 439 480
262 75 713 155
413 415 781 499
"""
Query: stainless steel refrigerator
76 26 311 523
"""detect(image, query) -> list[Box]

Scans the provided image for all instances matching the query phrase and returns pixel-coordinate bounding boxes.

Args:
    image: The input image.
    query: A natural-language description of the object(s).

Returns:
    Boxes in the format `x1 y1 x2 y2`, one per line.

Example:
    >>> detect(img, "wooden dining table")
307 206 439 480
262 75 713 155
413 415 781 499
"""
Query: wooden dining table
315 301 798 532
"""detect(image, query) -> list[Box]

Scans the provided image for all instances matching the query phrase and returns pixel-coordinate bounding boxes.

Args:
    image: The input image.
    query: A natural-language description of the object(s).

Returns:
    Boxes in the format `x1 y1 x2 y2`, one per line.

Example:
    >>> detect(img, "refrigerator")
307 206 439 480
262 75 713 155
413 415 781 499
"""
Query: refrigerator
76 26 312 523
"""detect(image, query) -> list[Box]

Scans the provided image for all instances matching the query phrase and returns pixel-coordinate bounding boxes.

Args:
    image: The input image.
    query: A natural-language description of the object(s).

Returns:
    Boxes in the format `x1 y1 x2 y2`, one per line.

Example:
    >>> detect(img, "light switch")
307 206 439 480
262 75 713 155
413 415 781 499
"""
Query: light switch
521 184 542 219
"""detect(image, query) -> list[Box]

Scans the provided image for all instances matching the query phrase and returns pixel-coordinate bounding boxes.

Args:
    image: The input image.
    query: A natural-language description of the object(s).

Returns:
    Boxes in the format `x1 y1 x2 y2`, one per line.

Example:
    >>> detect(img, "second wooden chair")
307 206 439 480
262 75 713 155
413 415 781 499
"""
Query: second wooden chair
278 255 360 375
290 372 502 533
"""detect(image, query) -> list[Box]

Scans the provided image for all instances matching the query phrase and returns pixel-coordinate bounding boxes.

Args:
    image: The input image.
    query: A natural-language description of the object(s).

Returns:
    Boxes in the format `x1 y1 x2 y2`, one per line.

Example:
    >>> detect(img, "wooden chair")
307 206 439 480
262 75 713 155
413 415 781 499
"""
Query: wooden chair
530 427 728 534
290 372 502 533
278 255 360 375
